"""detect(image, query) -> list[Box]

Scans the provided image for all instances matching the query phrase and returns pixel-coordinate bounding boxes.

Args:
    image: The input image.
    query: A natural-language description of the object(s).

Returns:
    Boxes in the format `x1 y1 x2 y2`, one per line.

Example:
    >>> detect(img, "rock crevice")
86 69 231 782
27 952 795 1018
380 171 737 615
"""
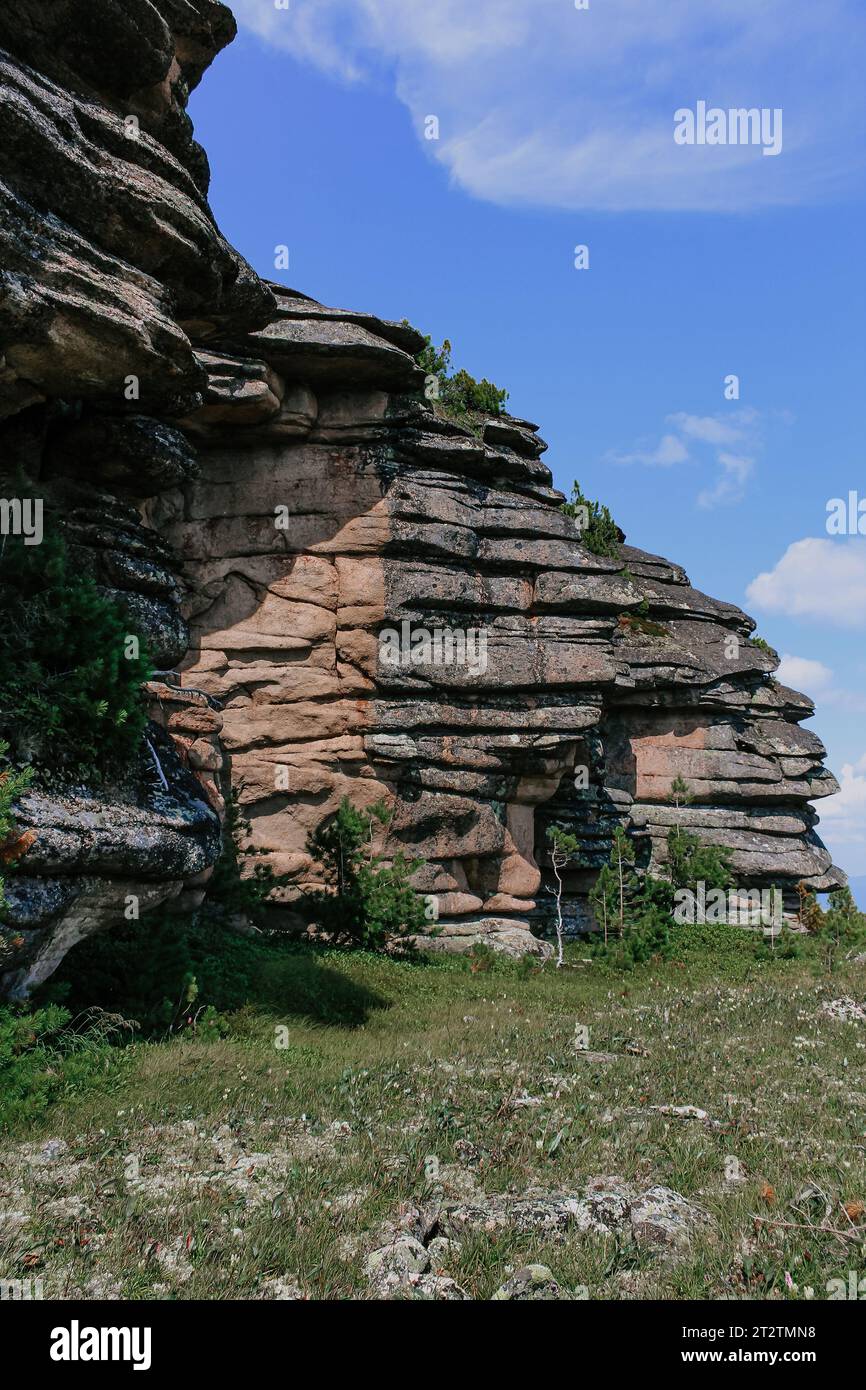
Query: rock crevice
0 1 844 991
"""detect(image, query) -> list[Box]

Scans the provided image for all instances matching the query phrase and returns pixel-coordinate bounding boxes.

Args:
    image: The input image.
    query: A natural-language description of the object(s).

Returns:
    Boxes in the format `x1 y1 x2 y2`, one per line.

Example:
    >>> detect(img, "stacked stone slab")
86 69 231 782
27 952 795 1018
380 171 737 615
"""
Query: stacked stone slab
0 2 844 992
150 284 842 955
0 0 270 995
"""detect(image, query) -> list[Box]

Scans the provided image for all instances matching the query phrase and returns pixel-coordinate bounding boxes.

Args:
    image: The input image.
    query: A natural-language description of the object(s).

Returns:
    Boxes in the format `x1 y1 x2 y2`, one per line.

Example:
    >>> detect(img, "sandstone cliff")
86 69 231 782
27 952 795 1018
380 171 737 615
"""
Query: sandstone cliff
0 1 845 994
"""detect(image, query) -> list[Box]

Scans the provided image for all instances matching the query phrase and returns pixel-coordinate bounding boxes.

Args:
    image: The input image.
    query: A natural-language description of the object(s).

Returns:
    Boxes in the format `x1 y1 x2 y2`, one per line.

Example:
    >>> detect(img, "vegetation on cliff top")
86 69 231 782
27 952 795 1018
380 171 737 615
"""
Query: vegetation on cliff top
417 336 509 428
561 480 622 557
617 598 669 638
750 634 779 658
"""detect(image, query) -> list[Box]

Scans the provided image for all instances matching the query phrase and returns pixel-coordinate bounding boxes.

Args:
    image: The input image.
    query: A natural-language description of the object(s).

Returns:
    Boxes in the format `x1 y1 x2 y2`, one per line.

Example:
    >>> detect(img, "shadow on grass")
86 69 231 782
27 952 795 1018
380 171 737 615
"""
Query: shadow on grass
247 946 389 1028
37 919 391 1036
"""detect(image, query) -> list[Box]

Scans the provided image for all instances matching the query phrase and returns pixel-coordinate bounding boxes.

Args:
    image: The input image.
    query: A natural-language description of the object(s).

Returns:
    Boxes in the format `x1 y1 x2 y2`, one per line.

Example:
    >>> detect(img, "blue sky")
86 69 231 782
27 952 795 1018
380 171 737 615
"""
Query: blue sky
190 0 866 891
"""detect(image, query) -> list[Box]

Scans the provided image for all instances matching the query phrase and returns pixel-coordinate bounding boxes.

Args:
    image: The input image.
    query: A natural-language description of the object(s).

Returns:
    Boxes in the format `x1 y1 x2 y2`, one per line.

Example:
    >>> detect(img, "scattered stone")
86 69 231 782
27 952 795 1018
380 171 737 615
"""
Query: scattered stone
439 1179 714 1260
150 1237 194 1285
650 1105 709 1121
40 1139 68 1163
821 998 866 1023
511 1090 544 1109
790 1185 833 1223
491 1265 563 1301
441 1187 630 1241
454 1138 481 1166
330 1188 369 1214
364 1236 430 1292
427 1236 462 1267
405 1274 470 1301
629 1186 714 1254
257 1277 306 1301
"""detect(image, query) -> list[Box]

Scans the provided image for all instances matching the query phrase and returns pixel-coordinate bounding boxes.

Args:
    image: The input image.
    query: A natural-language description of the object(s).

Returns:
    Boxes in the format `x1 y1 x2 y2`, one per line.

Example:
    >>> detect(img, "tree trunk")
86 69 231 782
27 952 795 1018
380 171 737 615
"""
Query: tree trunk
553 852 565 968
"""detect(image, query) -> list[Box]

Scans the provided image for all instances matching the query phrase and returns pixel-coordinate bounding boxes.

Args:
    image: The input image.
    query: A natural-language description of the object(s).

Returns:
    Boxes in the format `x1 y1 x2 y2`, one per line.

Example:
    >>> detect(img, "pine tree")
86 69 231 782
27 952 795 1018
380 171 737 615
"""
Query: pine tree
670 774 691 809
589 828 674 969
796 880 824 932
666 827 733 893
561 482 620 557
590 863 615 946
0 533 151 782
301 797 427 951
589 827 641 938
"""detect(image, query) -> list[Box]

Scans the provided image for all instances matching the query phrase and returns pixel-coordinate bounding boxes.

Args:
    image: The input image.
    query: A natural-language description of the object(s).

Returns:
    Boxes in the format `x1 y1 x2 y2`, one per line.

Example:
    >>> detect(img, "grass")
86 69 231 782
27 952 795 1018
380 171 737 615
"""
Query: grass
1 927 865 1301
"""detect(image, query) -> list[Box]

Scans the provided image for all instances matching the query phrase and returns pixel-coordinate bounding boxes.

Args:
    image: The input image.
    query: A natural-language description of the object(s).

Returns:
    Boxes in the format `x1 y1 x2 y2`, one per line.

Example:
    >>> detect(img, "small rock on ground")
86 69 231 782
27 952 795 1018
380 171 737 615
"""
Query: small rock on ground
491 1265 563 1301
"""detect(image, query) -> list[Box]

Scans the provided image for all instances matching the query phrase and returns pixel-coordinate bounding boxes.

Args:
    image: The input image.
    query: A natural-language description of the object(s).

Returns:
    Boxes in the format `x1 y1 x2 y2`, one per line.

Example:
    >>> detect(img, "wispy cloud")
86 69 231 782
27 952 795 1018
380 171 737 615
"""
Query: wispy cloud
233 0 866 212
697 451 755 509
607 408 762 507
612 434 691 467
776 654 835 695
776 653 866 712
669 414 754 448
747 539 866 629
819 753 866 876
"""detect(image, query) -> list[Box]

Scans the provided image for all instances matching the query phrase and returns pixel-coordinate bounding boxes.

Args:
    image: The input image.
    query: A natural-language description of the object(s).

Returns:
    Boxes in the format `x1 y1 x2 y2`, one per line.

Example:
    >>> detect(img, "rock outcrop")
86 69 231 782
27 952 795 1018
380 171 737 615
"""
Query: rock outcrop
152 286 842 952
0 1 845 994
361 1178 714 1298
0 0 265 995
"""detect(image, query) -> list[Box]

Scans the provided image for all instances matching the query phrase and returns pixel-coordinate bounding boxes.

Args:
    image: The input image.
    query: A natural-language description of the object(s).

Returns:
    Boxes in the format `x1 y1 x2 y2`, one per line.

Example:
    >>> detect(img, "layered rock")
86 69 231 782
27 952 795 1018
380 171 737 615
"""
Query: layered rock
0 0 268 994
148 284 842 954
0 3 845 993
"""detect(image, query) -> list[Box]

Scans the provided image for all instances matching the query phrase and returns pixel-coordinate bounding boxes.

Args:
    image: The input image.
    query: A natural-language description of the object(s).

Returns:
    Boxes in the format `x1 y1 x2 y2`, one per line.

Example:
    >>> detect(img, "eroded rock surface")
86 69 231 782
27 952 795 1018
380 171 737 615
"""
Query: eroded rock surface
156 279 843 952
0 2 845 991
0 1 255 992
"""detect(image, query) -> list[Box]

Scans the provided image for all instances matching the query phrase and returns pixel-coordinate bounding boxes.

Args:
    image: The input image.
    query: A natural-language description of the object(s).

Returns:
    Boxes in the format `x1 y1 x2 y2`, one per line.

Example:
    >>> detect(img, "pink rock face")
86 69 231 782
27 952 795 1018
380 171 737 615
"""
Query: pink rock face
150 284 842 954
0 2 846 992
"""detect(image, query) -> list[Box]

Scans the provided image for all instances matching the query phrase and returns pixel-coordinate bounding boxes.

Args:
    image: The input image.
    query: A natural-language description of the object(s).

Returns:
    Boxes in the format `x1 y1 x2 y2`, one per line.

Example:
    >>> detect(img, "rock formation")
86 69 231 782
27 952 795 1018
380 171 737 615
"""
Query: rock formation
0 1 844 995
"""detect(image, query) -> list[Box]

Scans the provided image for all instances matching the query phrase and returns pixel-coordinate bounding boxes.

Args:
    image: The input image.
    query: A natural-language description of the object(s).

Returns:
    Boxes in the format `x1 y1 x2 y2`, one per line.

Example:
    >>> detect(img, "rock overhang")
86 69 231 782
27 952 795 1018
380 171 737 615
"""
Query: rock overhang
0 1 847 993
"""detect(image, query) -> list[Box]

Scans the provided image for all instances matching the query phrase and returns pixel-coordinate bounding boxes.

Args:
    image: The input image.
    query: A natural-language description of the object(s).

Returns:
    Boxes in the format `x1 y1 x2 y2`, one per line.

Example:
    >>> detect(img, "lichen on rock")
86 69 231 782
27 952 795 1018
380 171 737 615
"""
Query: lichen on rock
0 1 846 994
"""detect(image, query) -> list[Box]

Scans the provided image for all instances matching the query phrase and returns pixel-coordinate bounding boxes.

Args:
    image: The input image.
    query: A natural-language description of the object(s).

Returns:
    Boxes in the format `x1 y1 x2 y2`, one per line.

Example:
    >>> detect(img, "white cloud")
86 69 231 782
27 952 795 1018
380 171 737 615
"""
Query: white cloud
697 451 755 509
775 654 834 695
614 433 690 467
819 757 866 876
669 412 758 447
609 408 761 507
774 653 866 714
747 538 866 628
232 0 866 212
